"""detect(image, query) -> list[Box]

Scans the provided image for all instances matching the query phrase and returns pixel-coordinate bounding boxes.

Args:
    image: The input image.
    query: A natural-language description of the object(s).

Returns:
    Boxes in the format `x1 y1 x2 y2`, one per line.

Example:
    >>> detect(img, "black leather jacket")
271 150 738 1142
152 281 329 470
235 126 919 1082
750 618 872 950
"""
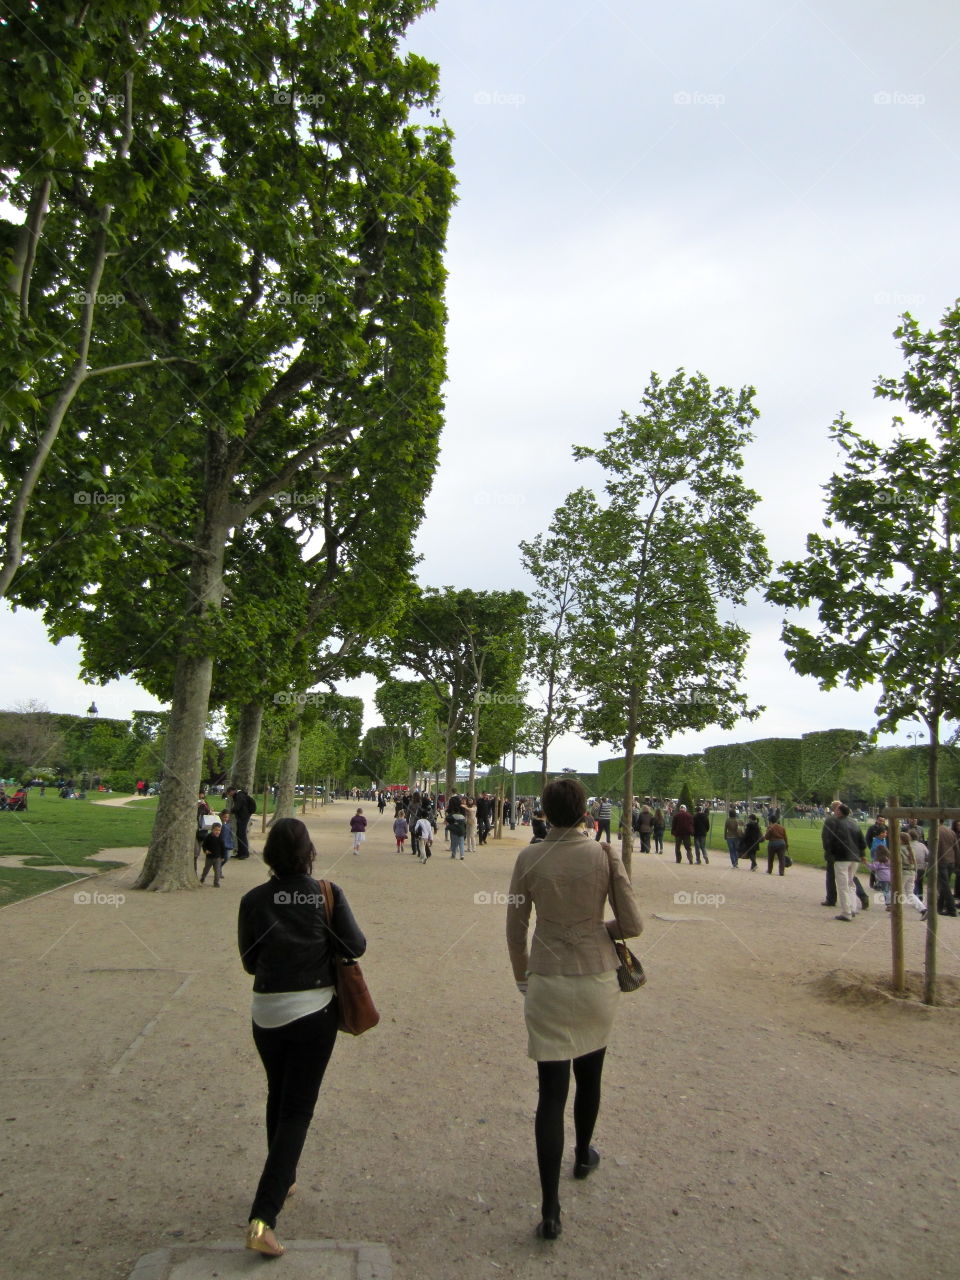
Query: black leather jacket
238 875 366 993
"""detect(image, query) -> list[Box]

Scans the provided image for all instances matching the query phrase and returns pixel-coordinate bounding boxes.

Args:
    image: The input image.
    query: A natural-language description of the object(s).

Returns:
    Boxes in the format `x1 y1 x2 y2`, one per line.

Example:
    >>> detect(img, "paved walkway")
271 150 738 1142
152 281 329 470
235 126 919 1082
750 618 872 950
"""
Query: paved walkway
3 803 960 1280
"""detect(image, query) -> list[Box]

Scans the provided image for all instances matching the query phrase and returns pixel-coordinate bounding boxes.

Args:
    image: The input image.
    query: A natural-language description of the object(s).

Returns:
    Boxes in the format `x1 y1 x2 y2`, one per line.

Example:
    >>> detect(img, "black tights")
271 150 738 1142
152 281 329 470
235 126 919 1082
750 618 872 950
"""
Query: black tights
535 1047 606 1217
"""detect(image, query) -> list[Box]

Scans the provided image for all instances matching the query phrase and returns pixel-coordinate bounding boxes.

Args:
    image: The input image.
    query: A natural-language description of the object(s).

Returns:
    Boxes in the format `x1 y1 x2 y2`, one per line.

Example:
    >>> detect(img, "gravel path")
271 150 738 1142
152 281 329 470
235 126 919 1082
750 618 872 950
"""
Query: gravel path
2 803 959 1280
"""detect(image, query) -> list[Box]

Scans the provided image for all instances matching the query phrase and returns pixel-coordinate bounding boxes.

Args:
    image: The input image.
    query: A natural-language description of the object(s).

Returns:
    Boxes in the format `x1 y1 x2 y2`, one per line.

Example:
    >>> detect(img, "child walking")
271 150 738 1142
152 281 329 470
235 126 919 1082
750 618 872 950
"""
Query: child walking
869 840 892 907
414 814 433 864
393 814 408 852
200 822 225 887
350 807 367 854
218 809 235 878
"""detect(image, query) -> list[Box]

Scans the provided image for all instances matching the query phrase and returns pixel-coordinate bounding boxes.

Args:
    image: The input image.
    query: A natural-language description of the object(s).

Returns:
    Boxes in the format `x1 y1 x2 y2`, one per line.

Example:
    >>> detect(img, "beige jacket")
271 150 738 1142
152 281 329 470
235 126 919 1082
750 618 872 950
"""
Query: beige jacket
506 828 643 981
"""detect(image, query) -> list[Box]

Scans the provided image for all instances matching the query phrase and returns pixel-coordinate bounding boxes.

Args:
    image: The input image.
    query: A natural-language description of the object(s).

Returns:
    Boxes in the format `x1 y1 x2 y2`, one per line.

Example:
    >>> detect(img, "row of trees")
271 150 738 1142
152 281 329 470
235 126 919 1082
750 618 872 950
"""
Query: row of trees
1 2 456 887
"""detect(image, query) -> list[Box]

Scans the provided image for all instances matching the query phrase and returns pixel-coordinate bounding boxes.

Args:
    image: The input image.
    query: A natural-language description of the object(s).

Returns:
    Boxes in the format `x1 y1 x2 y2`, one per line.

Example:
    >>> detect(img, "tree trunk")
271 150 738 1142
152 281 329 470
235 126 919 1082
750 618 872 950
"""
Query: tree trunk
135 440 230 891
620 687 639 875
468 699 480 796
445 739 457 799
923 718 941 1005
271 708 304 823
231 700 263 791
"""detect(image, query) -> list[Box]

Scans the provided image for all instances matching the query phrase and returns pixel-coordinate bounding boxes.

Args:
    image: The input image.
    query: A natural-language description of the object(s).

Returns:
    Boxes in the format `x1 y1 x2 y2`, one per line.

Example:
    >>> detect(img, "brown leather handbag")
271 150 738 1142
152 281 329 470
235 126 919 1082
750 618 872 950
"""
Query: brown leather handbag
319 880 380 1035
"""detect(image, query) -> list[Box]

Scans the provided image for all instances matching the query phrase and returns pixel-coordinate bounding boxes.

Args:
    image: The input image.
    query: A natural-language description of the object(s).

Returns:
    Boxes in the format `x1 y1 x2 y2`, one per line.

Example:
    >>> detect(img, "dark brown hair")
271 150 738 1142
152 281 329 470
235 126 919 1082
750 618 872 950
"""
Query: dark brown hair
263 817 316 877
541 777 587 828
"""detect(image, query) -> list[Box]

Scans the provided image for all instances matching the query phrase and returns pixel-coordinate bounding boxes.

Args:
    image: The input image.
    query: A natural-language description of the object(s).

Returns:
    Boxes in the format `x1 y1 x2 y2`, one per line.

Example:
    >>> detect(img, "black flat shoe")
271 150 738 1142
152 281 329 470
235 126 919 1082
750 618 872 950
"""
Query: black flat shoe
536 1215 562 1239
573 1146 600 1179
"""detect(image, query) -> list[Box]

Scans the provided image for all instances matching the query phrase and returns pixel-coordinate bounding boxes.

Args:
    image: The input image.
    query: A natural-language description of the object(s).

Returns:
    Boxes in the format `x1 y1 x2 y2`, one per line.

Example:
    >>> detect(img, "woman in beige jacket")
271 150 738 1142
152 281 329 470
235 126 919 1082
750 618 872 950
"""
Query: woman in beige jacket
506 777 643 1240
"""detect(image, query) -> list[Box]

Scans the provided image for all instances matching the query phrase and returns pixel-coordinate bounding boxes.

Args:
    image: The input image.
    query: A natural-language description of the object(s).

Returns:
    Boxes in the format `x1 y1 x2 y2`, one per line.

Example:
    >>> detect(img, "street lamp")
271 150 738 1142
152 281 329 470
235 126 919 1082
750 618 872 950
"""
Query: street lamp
906 730 922 805
82 701 98 793
742 767 752 812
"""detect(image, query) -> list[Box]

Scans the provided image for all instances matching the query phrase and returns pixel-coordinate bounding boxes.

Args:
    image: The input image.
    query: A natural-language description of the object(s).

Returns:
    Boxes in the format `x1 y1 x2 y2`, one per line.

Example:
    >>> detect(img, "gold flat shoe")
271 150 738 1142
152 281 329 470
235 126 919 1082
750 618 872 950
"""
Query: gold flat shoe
287 1183 297 1199
246 1218 285 1257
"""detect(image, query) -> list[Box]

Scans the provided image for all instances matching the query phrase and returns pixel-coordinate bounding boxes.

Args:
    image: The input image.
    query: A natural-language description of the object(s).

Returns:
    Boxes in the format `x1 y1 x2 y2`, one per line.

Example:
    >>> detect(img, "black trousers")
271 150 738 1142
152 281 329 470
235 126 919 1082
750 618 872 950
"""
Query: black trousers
478 816 491 844
250 1003 338 1227
674 834 692 862
937 861 958 915
235 816 251 859
594 819 611 842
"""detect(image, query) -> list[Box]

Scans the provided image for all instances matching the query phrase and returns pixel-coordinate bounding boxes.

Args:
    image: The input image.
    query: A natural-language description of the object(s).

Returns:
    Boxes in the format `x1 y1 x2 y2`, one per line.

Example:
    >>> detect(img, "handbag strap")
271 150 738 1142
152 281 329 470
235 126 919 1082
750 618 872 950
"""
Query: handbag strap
317 879 340 959
602 844 628 947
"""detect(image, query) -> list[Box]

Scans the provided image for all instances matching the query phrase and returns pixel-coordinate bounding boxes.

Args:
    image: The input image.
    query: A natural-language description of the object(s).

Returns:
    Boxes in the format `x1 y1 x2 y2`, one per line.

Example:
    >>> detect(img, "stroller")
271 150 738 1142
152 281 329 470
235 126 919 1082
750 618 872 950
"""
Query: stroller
7 789 28 812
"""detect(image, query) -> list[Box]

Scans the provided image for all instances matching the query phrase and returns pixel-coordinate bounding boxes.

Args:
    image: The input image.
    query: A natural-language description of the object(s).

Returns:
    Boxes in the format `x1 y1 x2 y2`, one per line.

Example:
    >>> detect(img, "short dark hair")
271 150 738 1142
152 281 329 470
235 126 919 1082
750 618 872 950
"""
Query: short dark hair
541 777 587 828
263 817 315 876
838 803 851 817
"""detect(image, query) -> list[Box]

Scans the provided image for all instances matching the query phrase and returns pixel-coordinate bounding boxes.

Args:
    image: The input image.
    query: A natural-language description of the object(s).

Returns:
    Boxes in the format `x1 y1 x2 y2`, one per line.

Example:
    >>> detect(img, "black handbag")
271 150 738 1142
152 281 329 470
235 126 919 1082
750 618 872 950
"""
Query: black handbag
604 844 647 992
613 939 646 991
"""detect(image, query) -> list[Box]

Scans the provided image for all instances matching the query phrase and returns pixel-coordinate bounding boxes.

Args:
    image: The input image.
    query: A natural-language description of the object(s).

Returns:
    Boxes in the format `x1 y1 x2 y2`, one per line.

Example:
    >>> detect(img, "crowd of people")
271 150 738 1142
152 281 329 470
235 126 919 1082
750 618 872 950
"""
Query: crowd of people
222 780 960 1255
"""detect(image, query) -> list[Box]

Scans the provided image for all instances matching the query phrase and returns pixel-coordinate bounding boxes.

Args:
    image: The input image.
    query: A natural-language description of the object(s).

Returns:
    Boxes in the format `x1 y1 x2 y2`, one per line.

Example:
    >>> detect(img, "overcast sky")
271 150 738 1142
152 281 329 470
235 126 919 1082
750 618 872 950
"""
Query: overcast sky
3 0 960 772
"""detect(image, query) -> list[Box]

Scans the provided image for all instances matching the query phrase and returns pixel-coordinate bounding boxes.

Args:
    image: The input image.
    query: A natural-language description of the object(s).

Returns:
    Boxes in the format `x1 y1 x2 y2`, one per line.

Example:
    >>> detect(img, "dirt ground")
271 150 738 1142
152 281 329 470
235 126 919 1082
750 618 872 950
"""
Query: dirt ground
2 802 960 1280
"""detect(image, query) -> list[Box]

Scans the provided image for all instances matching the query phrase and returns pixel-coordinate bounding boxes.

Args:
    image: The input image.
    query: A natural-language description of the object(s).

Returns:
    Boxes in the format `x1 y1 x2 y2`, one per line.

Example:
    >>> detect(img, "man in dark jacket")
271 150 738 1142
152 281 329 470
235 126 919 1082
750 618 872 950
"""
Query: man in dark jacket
821 800 869 911
693 806 711 865
671 805 695 863
824 802 868 920
228 785 256 860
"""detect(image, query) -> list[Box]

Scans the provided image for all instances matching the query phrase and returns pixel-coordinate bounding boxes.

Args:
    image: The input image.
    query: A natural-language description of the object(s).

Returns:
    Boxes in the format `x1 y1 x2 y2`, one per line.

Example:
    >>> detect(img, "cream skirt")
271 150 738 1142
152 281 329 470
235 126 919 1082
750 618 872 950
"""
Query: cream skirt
524 970 620 1061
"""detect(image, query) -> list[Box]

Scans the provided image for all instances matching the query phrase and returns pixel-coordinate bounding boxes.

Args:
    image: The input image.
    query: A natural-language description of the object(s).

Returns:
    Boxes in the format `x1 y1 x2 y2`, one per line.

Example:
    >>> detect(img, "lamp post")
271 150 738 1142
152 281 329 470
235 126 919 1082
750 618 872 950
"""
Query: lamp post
82 701 98 794
742 767 752 813
906 730 922 805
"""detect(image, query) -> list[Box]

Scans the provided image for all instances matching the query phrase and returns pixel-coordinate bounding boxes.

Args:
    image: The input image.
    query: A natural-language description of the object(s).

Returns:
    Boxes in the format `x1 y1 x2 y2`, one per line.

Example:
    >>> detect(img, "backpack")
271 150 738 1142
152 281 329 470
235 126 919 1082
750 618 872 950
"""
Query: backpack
248 794 257 814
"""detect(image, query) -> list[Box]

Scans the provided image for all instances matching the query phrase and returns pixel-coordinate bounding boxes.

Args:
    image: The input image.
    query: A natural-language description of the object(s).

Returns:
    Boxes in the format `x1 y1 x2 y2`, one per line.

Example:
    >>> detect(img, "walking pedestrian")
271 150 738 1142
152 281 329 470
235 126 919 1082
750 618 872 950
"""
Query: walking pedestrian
237 819 366 1257
506 777 642 1241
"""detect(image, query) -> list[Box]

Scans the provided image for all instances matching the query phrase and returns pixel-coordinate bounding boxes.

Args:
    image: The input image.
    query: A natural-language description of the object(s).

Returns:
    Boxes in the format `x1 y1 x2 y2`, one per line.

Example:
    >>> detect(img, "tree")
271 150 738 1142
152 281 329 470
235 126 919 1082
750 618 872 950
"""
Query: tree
0 3 190 598
520 494 589 796
548 369 769 870
767 302 960 1003
389 589 527 795
8 2 454 889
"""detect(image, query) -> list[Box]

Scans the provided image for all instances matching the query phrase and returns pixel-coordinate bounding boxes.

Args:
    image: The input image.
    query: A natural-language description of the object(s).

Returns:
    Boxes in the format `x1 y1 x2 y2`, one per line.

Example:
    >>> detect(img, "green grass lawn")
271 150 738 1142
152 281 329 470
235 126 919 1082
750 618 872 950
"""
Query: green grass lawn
0 792 158 905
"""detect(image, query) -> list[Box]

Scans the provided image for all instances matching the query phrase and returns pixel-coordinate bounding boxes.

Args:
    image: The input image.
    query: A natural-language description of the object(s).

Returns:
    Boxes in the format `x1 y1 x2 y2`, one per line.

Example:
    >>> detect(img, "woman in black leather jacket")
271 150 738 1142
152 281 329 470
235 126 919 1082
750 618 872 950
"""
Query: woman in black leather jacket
237 818 366 1257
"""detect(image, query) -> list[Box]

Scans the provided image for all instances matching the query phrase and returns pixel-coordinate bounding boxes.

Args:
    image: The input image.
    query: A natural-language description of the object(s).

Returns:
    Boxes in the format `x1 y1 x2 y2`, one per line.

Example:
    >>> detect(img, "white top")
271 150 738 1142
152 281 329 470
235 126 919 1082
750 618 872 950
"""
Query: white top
415 817 433 839
251 986 334 1029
